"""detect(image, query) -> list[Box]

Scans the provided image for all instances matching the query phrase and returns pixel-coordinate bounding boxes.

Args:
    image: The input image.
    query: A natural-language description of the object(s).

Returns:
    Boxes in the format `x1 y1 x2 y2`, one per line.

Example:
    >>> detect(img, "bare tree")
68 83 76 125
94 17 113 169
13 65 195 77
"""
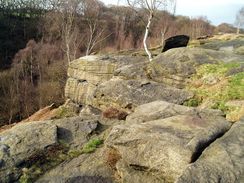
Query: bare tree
235 7 244 34
82 0 111 55
127 0 174 61
160 0 176 48
59 0 80 64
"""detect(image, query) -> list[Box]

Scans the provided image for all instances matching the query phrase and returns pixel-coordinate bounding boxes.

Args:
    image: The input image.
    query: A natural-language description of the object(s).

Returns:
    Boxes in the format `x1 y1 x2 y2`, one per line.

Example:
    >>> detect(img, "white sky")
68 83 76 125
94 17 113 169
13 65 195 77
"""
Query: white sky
101 0 244 25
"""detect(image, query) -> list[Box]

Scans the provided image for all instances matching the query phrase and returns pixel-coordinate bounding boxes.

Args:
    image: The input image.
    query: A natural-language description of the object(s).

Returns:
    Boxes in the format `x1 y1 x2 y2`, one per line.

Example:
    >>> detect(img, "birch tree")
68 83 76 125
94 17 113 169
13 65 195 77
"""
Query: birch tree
127 0 174 61
82 0 111 55
160 0 176 48
235 7 244 34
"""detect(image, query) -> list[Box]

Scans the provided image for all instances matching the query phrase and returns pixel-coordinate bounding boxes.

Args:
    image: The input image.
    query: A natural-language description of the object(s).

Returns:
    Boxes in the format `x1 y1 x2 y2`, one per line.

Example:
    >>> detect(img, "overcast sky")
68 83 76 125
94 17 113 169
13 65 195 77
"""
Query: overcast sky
101 0 244 26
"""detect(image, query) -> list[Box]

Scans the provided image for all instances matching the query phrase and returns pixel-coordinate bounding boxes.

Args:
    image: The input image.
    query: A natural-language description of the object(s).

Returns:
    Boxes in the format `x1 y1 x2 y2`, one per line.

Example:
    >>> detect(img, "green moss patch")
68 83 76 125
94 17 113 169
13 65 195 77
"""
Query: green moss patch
186 62 244 116
82 138 103 153
18 138 103 182
55 106 76 119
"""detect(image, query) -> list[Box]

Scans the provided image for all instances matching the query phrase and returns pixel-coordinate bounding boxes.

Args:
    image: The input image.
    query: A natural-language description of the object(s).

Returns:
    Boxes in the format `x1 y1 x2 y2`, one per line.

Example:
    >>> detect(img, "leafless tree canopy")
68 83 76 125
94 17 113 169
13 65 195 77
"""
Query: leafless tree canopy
235 6 244 34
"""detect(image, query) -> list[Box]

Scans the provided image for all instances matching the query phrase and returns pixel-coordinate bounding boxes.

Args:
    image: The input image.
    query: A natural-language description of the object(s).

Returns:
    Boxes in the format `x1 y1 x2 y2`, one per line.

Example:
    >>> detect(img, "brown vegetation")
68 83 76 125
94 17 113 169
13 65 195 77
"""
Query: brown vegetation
102 107 128 120
105 148 122 171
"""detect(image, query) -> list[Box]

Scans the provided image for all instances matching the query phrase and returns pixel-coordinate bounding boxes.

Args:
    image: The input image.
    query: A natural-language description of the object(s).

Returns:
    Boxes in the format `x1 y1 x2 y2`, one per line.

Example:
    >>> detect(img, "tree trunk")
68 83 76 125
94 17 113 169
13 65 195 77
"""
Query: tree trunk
237 22 240 34
66 41 71 65
144 12 153 62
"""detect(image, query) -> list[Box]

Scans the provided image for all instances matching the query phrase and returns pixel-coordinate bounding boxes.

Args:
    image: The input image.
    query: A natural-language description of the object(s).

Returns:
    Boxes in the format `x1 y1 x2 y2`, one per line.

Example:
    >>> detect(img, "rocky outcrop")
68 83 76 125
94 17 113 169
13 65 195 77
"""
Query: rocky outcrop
147 47 243 88
0 117 99 182
65 54 194 113
177 119 244 183
105 101 232 182
1 100 243 183
2 41 243 183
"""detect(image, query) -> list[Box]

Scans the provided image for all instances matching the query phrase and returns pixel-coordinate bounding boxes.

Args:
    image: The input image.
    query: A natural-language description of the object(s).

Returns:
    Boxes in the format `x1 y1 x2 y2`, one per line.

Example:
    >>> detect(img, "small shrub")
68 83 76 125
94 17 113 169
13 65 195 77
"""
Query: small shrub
55 106 76 119
82 138 103 154
184 98 202 107
102 107 128 120
105 148 121 170
211 101 230 113
19 171 31 183
228 72 244 100
68 149 83 158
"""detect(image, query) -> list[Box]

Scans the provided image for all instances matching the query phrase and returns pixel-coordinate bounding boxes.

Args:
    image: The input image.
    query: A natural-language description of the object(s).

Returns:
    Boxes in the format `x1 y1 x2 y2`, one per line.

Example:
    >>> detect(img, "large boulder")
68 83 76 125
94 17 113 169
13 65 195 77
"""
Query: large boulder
176 119 244 183
0 117 100 183
105 101 232 182
53 117 99 148
91 79 193 111
65 56 117 107
126 100 224 124
148 47 243 88
65 55 147 112
0 121 57 182
65 54 193 113
36 148 114 183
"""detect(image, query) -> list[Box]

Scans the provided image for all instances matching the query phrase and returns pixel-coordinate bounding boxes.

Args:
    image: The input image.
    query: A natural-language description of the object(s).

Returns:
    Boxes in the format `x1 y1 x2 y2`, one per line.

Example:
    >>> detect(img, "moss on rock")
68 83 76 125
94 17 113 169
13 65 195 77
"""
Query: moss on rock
186 62 244 121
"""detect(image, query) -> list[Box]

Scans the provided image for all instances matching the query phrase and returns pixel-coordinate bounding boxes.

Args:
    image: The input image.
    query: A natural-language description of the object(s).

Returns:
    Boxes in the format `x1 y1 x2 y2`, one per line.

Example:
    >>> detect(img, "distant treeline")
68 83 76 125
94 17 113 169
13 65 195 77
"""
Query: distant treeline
0 0 239 126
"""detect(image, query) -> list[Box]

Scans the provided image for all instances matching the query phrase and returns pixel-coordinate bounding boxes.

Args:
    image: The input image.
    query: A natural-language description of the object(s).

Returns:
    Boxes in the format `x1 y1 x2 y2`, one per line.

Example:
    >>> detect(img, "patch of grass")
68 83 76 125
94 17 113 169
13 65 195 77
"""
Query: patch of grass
211 101 230 113
235 46 244 55
18 143 70 182
228 72 244 99
17 137 104 182
19 171 31 183
68 149 83 158
82 138 103 154
184 98 202 107
186 62 244 115
195 62 241 78
55 106 76 119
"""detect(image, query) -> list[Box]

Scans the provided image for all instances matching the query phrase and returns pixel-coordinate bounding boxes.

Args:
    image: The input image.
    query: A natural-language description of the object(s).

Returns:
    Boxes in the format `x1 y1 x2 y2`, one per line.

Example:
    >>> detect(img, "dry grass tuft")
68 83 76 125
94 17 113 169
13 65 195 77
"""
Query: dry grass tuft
102 107 128 120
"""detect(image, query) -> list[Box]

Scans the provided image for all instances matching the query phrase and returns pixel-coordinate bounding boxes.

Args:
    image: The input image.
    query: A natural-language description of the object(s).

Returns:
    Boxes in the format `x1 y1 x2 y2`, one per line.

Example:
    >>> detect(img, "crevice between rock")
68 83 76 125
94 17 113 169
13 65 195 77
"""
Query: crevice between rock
190 126 231 163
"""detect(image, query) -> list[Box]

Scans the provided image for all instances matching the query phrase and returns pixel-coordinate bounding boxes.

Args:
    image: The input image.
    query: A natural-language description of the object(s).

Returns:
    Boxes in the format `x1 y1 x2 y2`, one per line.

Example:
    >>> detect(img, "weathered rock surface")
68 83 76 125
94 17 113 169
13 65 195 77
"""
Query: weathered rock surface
65 54 195 113
92 79 193 111
0 117 100 182
105 101 232 182
64 46 244 114
126 100 224 124
53 117 99 148
37 148 114 183
0 121 57 182
200 37 244 52
65 55 148 112
176 119 244 183
64 56 116 107
148 47 243 88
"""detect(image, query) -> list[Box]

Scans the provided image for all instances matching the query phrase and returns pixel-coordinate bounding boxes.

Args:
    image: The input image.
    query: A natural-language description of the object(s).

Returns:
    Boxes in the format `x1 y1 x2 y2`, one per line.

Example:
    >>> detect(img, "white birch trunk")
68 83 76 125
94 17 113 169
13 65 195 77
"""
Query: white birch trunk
237 22 240 34
144 12 153 62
